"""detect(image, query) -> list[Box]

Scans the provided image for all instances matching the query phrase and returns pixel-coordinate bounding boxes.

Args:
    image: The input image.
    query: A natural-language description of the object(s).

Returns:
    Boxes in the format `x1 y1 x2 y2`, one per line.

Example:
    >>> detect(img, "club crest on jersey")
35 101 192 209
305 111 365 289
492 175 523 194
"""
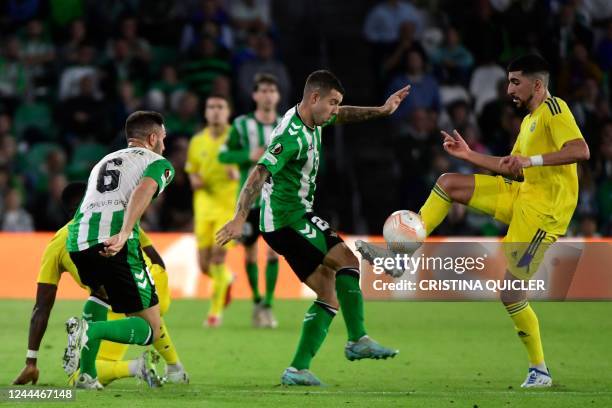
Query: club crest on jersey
271 143 283 155
530 121 536 132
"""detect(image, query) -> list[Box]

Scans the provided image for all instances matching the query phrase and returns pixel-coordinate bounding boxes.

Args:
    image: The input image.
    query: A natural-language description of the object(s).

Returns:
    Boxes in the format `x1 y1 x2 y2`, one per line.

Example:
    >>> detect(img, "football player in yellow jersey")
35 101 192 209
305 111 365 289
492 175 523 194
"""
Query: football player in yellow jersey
186 94 239 327
357 54 590 388
12 183 189 386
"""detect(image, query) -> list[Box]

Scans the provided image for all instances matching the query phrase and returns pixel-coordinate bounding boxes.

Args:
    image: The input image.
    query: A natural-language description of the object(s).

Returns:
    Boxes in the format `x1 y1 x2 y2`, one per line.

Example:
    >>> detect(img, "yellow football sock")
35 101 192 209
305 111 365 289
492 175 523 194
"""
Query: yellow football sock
209 263 231 317
505 301 545 366
153 319 179 365
97 339 129 361
96 360 131 385
419 183 452 236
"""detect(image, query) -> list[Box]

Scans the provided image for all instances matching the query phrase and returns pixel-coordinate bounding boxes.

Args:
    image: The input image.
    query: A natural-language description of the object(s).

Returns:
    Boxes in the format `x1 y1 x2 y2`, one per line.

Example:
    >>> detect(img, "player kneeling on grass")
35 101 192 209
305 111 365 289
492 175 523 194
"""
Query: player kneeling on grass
60 111 178 389
217 70 411 386
13 182 188 388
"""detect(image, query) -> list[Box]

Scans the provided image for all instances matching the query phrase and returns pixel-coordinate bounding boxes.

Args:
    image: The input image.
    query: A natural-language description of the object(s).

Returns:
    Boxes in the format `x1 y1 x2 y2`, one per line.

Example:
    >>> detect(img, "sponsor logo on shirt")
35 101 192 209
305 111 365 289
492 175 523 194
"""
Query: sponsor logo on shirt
271 143 283 155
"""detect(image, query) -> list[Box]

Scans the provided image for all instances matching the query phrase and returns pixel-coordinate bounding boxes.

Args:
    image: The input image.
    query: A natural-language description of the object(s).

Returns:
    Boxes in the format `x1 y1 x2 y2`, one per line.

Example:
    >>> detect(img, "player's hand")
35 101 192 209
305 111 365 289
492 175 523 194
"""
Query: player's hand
441 129 471 160
216 218 244 246
100 231 129 257
382 85 411 115
13 363 39 385
500 155 530 178
249 147 265 163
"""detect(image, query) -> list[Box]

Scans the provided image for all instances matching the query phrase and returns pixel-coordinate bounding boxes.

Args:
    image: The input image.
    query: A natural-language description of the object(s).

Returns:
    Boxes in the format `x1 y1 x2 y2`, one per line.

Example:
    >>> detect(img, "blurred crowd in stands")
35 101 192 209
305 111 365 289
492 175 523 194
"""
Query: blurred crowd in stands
0 0 610 238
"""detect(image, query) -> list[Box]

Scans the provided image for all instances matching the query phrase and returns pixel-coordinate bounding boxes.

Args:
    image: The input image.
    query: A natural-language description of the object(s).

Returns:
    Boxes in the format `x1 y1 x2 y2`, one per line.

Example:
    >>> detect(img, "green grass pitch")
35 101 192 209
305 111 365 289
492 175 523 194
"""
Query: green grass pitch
2 299 611 407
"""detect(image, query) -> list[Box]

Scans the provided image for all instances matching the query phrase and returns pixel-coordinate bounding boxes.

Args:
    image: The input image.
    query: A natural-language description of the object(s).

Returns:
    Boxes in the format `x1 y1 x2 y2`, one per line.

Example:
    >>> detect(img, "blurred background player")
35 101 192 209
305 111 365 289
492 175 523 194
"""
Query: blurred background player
217 70 410 385
13 182 188 387
219 73 281 328
358 54 590 388
186 95 238 328
64 111 175 389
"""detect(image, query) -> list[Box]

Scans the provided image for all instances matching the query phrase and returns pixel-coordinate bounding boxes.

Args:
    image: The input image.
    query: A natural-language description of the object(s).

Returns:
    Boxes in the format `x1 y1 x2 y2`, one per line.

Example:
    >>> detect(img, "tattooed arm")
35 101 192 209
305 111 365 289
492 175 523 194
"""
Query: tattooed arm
216 164 270 246
336 85 411 124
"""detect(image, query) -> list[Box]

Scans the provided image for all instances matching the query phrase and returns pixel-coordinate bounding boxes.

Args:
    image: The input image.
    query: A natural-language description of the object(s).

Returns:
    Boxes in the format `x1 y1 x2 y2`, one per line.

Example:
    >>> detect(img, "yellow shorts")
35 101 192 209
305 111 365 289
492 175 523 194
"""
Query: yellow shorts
470 174 558 280
195 215 234 249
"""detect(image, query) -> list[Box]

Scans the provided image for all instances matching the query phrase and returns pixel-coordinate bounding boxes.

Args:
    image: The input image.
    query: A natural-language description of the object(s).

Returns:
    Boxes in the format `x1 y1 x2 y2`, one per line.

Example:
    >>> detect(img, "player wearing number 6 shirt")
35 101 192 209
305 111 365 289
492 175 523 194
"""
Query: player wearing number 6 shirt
217 70 411 386
63 111 174 389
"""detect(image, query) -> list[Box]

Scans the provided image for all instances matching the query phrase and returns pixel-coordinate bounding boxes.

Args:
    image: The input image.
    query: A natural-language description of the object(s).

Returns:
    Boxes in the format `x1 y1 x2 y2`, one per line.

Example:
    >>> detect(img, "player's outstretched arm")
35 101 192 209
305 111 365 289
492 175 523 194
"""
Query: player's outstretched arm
441 129 519 176
336 85 411 124
100 177 158 257
216 164 270 246
13 283 57 384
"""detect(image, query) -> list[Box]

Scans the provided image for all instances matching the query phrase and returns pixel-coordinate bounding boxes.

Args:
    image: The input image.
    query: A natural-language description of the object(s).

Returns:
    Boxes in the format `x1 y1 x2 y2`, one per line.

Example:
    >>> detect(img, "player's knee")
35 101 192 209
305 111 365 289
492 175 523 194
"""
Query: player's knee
198 260 210 275
245 245 258 263
308 267 337 305
499 288 523 305
436 173 458 196
325 243 359 270
267 248 278 262
211 247 226 264
338 247 359 269
150 323 161 342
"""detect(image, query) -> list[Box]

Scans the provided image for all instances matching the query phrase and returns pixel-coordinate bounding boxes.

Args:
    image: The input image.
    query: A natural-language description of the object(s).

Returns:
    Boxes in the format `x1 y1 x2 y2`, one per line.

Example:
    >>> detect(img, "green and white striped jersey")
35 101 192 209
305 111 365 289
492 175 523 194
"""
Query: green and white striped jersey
219 112 280 208
67 147 175 252
257 105 335 232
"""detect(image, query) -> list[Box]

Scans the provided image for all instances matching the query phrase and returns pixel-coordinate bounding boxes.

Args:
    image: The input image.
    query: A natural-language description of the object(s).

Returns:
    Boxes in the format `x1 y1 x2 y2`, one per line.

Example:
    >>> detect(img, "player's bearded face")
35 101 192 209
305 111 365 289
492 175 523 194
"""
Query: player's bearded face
151 127 165 154
312 89 343 125
507 71 533 108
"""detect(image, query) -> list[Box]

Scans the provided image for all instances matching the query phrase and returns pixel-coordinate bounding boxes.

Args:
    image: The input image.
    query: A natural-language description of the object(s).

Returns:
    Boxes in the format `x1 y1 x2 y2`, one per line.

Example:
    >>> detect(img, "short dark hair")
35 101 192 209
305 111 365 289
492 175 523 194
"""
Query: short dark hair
507 54 550 87
125 110 164 141
206 93 231 104
303 70 345 97
507 54 550 75
205 93 232 112
61 182 87 216
253 72 279 91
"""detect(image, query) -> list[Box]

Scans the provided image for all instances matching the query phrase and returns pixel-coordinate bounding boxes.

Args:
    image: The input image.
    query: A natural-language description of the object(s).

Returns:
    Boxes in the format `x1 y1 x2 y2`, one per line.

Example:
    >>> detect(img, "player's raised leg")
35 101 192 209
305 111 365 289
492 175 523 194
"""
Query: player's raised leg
419 173 474 235
356 173 475 268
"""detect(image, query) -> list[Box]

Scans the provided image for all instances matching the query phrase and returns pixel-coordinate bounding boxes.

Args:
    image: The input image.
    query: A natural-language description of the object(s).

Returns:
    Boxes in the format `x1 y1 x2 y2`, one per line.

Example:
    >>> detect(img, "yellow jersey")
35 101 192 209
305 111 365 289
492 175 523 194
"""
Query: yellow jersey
185 127 238 221
511 96 584 235
37 224 154 288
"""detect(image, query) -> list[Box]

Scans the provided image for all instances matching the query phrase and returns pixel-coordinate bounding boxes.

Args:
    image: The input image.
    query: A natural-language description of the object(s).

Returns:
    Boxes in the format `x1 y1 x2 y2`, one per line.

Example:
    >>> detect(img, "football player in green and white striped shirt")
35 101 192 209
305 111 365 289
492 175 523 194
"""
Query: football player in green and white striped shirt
63 111 174 389
219 73 281 329
217 70 411 386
